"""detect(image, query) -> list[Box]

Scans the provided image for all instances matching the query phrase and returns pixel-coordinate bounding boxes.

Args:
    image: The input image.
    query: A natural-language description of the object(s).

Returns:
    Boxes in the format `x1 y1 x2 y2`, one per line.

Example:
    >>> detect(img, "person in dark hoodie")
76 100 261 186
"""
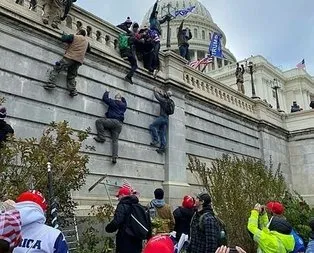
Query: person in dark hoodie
105 187 143 253
0 107 14 144
247 203 294 253
117 17 133 34
94 90 127 164
148 188 175 234
173 195 195 242
306 218 314 252
188 192 220 253
177 20 192 61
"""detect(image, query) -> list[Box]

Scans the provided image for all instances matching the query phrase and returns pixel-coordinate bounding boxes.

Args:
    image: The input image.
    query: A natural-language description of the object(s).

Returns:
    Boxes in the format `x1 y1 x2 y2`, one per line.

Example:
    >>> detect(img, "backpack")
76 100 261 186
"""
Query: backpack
165 98 175 115
199 213 227 246
118 33 130 51
125 204 151 240
291 229 305 253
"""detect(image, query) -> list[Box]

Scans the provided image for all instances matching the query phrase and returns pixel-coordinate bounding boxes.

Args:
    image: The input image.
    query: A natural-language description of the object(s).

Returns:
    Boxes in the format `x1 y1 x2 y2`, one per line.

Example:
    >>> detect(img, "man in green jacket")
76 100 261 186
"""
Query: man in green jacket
247 203 295 253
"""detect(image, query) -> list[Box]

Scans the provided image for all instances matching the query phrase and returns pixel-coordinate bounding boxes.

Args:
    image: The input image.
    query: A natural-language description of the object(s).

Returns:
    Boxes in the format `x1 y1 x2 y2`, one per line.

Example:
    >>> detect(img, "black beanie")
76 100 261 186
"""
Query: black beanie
154 188 164 200
197 192 211 207
268 216 292 235
133 23 139 29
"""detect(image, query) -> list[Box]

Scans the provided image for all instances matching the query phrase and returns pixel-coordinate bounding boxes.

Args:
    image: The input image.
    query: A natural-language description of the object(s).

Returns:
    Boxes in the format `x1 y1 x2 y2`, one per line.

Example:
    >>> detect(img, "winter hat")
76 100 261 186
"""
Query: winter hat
0 209 22 248
266 201 284 215
16 190 48 212
125 17 132 24
197 192 211 206
182 195 195 209
0 107 7 119
133 23 139 29
143 235 174 253
154 188 164 200
116 187 132 198
268 216 292 235
166 90 173 97
309 218 314 231
115 93 122 100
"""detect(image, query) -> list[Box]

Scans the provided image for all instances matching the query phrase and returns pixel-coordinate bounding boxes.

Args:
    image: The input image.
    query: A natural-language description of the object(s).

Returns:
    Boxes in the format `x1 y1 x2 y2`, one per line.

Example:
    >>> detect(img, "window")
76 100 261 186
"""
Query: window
202 30 205 40
194 28 198 39
209 32 212 40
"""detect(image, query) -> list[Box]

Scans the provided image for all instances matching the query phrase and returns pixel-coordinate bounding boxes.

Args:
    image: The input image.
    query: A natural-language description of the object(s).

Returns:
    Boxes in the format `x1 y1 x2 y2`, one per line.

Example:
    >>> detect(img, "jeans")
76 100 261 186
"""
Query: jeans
149 116 168 148
127 51 138 78
179 44 190 61
48 57 81 91
151 42 160 70
95 118 123 158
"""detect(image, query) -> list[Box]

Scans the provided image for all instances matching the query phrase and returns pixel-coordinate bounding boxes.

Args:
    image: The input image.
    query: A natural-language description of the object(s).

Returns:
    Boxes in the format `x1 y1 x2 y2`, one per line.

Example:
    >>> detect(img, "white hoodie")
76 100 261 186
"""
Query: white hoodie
13 201 68 253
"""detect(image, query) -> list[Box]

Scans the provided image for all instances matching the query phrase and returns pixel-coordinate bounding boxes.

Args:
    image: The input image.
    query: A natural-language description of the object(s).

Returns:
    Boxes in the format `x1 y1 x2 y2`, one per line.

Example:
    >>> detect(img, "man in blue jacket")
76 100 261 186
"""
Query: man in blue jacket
94 90 127 164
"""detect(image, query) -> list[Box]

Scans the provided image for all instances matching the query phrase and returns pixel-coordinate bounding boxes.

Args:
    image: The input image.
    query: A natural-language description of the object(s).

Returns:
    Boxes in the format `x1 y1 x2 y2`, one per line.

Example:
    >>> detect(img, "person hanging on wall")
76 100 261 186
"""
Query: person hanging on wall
44 29 90 97
177 20 192 61
117 17 138 84
0 107 14 144
149 87 175 154
94 90 127 164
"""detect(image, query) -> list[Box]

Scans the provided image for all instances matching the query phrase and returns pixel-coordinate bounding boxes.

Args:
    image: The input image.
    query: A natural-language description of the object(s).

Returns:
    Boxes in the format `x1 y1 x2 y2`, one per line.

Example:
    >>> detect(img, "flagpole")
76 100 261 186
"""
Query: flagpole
47 162 59 229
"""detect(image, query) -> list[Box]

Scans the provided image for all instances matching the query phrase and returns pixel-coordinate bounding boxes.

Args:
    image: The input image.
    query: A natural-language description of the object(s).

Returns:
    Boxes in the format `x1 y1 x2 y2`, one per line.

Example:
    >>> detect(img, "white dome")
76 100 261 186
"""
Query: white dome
142 0 213 24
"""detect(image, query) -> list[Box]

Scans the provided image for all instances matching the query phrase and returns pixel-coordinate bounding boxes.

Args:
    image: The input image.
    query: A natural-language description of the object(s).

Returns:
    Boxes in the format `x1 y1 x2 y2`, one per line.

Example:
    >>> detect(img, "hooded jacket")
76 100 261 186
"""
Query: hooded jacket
173 206 195 241
105 195 143 253
247 210 295 253
149 1 168 36
149 199 175 233
177 21 192 47
102 92 127 122
0 120 14 142
13 201 68 253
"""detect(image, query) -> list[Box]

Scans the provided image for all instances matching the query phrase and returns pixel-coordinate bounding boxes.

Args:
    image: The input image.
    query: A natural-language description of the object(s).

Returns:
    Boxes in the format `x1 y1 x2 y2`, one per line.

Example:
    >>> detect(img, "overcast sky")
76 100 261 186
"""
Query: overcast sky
77 0 314 75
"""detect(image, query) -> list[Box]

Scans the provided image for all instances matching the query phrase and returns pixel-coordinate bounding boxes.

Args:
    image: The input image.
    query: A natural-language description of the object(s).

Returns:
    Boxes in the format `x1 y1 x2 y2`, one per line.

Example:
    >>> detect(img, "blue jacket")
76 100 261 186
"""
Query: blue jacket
102 92 127 122
306 239 314 253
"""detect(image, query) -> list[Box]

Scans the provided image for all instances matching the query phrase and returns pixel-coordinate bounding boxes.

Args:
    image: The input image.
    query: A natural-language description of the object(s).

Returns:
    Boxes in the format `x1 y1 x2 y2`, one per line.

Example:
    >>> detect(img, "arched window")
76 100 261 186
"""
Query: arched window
202 30 205 40
194 28 198 39
86 26 92 37
96 31 102 42
209 32 212 40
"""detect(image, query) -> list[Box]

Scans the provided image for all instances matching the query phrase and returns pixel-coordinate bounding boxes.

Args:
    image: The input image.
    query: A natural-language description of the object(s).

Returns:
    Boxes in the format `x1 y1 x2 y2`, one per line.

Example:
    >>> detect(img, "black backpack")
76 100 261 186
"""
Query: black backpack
199 214 227 246
165 98 175 115
125 204 151 240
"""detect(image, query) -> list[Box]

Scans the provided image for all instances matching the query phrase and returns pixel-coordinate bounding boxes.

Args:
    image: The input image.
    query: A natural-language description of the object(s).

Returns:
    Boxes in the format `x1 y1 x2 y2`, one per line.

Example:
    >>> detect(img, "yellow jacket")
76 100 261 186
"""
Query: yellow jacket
247 210 295 253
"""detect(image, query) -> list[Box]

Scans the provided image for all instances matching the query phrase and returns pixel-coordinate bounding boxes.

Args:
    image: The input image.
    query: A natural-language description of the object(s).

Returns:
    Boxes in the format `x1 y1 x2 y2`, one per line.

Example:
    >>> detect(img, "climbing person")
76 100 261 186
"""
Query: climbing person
118 18 138 84
149 87 175 154
44 29 90 97
94 90 127 164
0 107 14 144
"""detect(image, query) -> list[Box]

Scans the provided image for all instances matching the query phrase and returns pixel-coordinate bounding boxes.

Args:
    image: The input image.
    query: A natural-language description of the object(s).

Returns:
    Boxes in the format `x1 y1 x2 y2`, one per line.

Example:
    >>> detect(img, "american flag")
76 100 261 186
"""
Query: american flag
188 56 213 69
296 59 305 69
0 209 21 248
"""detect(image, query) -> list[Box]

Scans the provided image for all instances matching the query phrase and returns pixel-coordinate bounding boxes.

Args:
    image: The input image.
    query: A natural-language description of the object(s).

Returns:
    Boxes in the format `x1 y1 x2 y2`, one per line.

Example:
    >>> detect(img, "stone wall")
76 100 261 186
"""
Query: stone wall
1 0 314 212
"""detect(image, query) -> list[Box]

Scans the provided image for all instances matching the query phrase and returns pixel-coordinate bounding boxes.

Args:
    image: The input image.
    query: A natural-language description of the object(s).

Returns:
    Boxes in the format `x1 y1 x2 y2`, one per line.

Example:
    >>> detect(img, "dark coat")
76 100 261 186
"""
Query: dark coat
173 206 195 241
154 90 169 117
0 120 14 142
105 195 143 253
102 92 127 122
188 206 219 253
117 23 132 34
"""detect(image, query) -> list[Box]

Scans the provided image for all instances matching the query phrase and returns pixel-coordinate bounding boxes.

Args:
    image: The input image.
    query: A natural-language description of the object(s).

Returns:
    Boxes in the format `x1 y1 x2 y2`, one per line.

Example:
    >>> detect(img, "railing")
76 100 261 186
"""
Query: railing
183 66 256 116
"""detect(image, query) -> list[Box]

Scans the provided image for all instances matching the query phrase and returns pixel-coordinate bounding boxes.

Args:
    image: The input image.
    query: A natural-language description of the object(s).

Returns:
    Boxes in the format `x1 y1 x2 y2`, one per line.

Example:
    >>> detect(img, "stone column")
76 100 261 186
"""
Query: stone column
194 50 197 61
222 59 225 67
214 57 218 70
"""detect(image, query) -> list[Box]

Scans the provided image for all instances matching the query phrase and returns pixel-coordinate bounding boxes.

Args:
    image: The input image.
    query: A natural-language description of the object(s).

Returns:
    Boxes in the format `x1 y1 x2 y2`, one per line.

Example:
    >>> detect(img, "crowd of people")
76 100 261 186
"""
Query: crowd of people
104 185 314 253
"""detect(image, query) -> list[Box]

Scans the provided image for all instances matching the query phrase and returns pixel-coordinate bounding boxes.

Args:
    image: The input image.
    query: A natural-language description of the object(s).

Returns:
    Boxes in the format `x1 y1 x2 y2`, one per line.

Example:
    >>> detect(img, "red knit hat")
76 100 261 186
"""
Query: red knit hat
16 190 48 212
266 201 284 215
182 195 195 209
116 187 132 198
143 235 174 253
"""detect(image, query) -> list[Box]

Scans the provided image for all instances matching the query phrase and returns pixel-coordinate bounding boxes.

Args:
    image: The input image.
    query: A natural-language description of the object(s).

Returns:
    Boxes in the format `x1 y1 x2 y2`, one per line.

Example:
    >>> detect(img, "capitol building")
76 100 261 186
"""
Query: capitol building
144 0 314 113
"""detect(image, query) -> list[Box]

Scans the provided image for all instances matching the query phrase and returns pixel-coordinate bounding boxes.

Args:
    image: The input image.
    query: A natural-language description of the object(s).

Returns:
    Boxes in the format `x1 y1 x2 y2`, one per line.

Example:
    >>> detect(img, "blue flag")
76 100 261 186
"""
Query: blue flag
209 32 224 58
174 6 196 17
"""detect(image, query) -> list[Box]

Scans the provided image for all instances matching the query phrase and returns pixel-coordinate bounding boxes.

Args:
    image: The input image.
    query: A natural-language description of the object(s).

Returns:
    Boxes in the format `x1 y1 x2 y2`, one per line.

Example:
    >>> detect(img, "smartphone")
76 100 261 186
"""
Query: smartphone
229 248 238 253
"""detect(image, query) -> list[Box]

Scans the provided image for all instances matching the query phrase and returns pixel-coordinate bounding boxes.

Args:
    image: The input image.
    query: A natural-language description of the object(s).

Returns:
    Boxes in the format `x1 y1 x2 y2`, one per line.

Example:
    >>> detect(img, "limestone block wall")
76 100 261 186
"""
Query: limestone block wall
1 0 314 210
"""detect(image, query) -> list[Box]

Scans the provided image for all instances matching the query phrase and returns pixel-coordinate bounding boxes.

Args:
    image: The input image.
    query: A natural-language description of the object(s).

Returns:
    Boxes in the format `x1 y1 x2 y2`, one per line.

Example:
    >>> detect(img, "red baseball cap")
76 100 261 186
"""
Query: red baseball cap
266 201 284 215
116 187 132 197
143 235 174 253
16 190 48 212
182 195 195 209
